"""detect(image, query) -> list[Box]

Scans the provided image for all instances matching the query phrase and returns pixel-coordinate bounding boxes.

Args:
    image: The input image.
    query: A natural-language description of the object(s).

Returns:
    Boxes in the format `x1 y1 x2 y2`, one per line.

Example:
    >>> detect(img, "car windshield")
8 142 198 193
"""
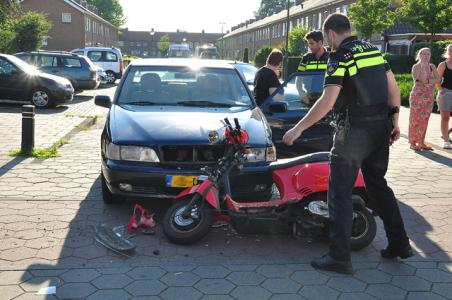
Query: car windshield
234 63 257 83
117 66 253 107
8 55 37 73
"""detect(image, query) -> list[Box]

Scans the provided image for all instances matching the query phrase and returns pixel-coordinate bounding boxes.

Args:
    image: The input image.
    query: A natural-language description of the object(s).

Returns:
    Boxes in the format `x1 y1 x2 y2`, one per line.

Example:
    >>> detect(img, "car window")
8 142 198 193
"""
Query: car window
72 51 84 56
234 63 257 83
87 51 103 62
60 57 82 68
0 58 18 75
16 54 34 65
38 55 58 67
271 72 325 110
118 66 252 107
105 51 117 62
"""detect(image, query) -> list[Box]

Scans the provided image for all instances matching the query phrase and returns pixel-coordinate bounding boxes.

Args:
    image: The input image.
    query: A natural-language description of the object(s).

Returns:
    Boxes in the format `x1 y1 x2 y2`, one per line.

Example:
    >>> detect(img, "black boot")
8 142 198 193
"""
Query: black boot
381 245 413 259
311 254 353 274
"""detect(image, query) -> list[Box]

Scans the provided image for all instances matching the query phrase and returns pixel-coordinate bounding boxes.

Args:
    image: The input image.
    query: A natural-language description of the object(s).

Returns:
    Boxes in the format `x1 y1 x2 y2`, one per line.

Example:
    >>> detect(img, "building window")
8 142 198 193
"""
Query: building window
318 12 322 29
342 5 349 16
118 41 125 47
62 13 72 23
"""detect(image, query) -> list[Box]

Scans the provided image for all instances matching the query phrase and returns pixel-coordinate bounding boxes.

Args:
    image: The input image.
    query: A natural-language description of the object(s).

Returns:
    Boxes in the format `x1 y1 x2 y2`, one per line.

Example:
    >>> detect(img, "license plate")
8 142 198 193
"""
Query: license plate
166 175 198 188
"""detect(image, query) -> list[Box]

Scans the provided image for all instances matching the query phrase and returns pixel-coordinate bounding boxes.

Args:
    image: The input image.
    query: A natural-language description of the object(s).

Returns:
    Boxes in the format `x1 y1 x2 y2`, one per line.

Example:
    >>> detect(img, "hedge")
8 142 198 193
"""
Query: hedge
254 45 273 68
412 40 452 66
384 54 415 74
395 74 413 107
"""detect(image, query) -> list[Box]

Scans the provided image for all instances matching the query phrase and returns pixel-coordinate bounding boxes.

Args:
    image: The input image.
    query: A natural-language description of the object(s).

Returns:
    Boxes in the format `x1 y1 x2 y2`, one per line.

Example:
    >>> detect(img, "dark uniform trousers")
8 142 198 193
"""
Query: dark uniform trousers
328 117 410 261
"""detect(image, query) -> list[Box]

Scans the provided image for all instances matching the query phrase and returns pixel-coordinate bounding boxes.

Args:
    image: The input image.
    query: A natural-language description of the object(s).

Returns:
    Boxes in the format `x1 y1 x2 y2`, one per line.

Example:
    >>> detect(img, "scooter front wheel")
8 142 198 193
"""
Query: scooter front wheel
163 196 214 244
350 204 377 250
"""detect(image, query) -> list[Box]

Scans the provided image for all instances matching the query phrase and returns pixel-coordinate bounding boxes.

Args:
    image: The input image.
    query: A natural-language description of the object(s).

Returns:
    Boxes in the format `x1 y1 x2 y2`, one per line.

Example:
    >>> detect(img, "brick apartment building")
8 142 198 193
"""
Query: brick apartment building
119 28 223 57
20 0 118 51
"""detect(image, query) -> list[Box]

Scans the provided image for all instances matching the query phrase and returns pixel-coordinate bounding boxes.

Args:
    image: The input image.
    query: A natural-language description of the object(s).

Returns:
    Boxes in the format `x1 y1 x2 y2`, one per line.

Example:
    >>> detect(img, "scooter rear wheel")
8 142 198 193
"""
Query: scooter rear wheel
350 205 377 250
163 196 214 244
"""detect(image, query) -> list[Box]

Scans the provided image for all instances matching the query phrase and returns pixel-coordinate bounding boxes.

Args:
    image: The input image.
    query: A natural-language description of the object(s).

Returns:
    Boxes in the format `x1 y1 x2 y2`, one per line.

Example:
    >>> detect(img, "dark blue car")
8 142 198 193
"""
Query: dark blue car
95 59 277 203
260 71 333 157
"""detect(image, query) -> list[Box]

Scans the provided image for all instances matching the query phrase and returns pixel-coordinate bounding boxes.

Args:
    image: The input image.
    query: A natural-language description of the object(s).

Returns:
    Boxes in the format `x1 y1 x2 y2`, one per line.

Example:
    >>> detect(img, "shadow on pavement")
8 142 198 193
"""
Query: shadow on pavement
416 150 452 167
0 156 27 177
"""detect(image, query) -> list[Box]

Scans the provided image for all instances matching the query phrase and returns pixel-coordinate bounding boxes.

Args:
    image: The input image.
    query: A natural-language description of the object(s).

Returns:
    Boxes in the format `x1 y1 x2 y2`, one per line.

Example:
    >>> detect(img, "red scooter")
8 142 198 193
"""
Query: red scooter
162 118 377 250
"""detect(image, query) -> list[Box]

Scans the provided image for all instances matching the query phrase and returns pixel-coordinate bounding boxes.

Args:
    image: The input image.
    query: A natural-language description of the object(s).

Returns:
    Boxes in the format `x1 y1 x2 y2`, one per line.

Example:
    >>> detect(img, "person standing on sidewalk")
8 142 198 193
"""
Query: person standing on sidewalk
253 49 283 106
283 13 412 274
408 48 440 151
436 44 452 149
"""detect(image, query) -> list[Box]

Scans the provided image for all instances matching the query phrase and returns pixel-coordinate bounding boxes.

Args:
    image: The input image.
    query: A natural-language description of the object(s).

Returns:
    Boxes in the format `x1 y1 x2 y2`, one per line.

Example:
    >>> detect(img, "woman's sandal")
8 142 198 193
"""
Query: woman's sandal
410 144 423 151
420 143 433 151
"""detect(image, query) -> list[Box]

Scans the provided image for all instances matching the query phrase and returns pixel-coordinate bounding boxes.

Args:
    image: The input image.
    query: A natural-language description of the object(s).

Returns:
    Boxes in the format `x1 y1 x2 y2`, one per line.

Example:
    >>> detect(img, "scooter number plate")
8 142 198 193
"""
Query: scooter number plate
166 175 198 188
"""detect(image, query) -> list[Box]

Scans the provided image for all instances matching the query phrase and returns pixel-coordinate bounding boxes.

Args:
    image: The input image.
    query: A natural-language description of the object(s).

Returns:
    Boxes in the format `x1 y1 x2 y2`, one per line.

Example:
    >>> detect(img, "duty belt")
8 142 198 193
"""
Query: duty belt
349 113 388 123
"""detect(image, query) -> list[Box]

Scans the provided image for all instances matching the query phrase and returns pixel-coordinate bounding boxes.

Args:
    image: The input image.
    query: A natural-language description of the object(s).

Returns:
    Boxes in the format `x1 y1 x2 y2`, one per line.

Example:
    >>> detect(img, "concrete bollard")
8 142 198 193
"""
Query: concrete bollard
21 105 35 153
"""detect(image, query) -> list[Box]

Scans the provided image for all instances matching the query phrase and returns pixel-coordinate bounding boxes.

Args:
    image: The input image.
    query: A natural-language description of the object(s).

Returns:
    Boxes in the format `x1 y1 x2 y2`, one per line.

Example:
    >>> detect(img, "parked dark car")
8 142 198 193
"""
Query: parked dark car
0 53 74 108
95 59 276 204
260 71 333 157
15 51 99 92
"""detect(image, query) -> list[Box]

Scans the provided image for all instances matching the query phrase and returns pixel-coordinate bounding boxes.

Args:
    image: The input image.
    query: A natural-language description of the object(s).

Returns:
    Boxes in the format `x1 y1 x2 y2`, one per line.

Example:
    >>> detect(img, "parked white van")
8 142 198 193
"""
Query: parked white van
72 47 124 84
194 45 219 59
167 44 191 58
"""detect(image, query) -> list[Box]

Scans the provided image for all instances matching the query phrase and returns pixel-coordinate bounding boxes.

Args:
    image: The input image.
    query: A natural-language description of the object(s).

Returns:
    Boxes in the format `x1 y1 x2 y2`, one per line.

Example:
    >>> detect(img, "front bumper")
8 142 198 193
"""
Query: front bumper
102 159 273 201
52 88 74 103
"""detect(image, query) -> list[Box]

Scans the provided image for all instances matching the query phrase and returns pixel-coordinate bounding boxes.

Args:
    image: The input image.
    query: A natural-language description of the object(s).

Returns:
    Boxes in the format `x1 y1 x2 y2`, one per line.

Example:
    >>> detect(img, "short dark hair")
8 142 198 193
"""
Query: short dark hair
304 30 323 42
323 13 351 35
266 49 283 66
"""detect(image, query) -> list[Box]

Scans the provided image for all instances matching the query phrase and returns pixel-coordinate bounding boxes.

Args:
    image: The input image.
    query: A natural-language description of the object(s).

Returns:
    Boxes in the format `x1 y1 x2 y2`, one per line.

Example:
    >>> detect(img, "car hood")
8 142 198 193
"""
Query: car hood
31 71 71 85
108 105 270 147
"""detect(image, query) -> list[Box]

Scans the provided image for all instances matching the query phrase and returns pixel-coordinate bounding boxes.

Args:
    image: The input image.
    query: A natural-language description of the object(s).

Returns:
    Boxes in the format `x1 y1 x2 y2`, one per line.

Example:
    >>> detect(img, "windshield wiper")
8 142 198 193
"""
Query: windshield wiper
177 100 243 108
122 101 167 106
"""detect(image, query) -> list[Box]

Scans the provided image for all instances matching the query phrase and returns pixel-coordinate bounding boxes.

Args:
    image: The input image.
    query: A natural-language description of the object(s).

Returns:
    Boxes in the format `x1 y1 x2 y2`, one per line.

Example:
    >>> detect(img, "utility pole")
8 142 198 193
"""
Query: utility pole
219 22 226 59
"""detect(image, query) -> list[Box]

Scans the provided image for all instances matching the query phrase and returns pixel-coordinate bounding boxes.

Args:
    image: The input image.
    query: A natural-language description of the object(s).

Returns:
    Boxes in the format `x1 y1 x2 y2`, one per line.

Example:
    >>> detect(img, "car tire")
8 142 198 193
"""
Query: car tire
30 88 54 108
105 71 116 84
162 196 214 244
101 173 124 204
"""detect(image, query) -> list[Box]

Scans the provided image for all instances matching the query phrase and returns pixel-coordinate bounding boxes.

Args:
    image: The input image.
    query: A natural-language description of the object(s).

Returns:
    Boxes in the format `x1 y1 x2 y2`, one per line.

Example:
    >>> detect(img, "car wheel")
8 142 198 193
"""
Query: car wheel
101 173 124 204
30 88 54 108
105 71 116 84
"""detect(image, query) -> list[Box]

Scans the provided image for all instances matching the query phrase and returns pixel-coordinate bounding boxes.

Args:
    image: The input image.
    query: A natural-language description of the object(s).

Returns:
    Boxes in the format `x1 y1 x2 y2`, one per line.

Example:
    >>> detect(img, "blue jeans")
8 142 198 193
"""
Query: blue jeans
328 117 409 261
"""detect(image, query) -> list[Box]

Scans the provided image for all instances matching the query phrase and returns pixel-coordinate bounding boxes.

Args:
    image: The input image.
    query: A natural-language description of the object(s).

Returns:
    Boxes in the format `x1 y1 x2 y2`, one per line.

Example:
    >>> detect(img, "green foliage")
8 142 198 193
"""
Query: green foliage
254 45 273 67
0 29 14 53
9 138 68 158
257 0 286 17
349 0 395 40
288 25 310 56
243 47 249 63
158 34 170 55
394 73 412 107
86 0 126 27
11 12 51 52
396 0 452 38
412 40 452 66
384 53 416 74
0 0 18 26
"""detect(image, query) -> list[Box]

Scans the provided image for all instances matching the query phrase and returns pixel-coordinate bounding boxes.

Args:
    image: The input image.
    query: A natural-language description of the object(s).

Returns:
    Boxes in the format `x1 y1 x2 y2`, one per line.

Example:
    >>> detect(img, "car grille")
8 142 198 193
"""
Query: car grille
160 145 224 164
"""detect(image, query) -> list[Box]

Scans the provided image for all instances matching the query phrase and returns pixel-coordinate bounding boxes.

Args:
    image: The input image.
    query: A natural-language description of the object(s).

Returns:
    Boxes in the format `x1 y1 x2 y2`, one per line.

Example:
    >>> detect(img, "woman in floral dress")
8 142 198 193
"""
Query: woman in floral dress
408 48 440 151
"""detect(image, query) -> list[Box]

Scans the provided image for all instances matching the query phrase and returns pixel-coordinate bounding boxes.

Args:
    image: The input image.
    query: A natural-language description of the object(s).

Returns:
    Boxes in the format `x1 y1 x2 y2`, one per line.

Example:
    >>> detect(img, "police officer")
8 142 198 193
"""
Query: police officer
283 13 412 274
298 30 329 72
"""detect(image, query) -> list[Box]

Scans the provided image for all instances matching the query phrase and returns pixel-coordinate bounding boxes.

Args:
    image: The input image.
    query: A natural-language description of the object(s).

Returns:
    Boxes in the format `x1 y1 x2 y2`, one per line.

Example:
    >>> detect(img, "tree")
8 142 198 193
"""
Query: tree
396 0 452 45
349 0 395 41
0 0 18 26
288 25 310 56
86 0 126 27
254 45 273 67
243 47 249 63
158 34 170 56
256 0 286 17
0 0 19 52
11 12 51 52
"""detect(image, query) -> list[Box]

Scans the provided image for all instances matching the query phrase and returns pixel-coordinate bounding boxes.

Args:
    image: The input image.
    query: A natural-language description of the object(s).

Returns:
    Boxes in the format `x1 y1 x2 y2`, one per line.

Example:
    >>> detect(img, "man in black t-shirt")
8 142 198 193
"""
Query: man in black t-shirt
253 49 283 106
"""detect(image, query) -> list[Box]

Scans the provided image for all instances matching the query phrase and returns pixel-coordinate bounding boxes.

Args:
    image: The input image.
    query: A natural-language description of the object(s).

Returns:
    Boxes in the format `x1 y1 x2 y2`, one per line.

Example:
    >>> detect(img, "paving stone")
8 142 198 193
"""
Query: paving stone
0 285 24 300
201 295 235 300
298 285 340 300
256 265 294 278
231 286 272 300
12 293 58 300
261 278 301 294
290 270 329 285
378 262 416 275
432 283 452 299
60 268 100 283
125 280 167 296
338 293 378 300
56 282 96 299
127 266 166 280
354 269 392 284
327 277 366 292
162 264 197 272
29 269 66 277
227 271 266 286
392 275 432 291
160 286 202 300
224 264 258 271
366 284 408 300
87 289 131 300
0 270 32 284
20 277 63 292
160 272 200 287
194 278 235 294
417 269 452 283
91 274 132 289
193 265 231 278
406 292 448 300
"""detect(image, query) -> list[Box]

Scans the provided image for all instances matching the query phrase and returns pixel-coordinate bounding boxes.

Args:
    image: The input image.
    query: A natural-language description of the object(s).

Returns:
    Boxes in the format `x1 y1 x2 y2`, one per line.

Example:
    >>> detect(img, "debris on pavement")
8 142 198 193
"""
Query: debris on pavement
36 286 56 295
127 203 156 233
95 224 136 257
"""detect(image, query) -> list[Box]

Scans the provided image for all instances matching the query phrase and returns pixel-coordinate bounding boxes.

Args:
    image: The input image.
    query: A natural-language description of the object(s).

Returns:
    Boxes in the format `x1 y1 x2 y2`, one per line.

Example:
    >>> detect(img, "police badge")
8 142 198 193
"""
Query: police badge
327 60 339 76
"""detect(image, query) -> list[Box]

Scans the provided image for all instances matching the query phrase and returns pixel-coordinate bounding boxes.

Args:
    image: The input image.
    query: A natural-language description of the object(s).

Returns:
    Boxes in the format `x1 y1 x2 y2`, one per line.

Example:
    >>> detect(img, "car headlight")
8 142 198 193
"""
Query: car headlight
245 145 276 162
105 142 160 162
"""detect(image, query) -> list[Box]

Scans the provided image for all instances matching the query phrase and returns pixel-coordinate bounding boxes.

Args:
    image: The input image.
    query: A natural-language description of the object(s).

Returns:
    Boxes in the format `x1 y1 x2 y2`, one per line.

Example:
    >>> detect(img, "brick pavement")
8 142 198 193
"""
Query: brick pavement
0 93 451 299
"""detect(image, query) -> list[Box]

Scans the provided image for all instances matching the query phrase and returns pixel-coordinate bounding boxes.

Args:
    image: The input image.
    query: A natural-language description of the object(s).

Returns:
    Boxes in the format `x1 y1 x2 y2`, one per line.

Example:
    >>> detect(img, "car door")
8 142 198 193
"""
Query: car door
87 50 104 70
261 71 333 157
57 56 83 83
37 55 59 76
0 57 26 100
103 51 119 73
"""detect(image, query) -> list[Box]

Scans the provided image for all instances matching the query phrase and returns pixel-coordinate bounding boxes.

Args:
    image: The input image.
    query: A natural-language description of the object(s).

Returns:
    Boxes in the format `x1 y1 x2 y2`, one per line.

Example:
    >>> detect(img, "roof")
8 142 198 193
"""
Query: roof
129 58 235 69
62 0 116 28
384 20 452 35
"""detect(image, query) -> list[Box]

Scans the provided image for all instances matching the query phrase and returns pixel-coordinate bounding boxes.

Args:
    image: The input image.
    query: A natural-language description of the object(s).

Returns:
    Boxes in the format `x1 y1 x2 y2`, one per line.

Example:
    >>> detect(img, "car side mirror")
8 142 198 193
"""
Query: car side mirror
268 101 287 113
95 95 111 108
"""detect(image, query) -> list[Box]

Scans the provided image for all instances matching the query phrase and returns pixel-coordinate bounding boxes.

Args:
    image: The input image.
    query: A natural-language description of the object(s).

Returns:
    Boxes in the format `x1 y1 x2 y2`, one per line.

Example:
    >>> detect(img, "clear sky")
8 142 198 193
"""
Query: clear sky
118 0 262 33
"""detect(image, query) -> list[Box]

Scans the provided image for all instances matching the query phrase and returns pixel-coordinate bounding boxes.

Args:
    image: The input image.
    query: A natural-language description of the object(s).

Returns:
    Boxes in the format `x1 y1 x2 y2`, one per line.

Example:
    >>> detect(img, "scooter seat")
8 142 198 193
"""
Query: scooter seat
269 152 330 170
